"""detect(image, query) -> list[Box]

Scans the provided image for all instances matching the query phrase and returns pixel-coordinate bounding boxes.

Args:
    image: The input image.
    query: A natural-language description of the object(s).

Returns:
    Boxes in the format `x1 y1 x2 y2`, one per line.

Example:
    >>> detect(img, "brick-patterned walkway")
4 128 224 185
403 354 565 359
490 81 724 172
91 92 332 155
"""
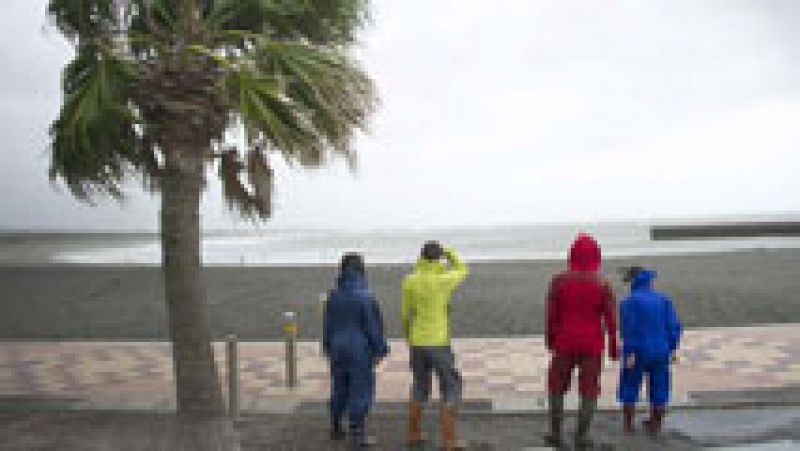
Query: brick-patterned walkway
1 325 798 411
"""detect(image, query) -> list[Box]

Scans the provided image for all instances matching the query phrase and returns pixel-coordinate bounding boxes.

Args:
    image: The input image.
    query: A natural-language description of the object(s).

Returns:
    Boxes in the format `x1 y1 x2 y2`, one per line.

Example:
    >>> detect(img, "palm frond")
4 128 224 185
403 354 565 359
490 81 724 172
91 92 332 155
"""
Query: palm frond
128 0 179 41
253 40 376 166
50 46 146 199
247 147 273 214
225 66 320 157
48 0 119 42
208 0 370 44
218 147 273 218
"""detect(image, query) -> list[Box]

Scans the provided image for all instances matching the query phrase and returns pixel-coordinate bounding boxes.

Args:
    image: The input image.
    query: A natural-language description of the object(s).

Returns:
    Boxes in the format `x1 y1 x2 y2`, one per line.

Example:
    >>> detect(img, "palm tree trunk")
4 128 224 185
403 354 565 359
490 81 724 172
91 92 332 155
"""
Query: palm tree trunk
160 143 224 417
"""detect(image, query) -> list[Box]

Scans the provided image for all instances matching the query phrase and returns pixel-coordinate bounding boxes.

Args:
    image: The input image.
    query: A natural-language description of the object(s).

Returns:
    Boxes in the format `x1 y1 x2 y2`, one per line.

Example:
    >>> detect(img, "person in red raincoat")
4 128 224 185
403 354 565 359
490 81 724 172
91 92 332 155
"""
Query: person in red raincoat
544 233 619 448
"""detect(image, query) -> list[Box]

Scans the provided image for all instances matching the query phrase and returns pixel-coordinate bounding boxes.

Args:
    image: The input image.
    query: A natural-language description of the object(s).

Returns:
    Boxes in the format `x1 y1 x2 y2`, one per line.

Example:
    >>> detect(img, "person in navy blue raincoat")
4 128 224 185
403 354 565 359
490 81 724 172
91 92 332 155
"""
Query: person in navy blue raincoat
617 268 682 435
323 253 389 448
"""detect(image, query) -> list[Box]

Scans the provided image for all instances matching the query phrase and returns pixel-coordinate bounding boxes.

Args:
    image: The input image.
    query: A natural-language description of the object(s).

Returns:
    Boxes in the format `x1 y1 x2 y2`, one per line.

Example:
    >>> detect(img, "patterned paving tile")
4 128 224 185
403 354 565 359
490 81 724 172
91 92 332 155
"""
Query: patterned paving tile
0 324 798 409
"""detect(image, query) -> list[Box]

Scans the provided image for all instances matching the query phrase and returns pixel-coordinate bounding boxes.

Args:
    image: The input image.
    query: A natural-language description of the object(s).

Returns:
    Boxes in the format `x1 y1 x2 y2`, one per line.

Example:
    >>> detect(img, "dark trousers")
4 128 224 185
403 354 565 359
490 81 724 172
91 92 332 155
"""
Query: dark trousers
330 359 374 431
547 353 602 398
410 346 462 405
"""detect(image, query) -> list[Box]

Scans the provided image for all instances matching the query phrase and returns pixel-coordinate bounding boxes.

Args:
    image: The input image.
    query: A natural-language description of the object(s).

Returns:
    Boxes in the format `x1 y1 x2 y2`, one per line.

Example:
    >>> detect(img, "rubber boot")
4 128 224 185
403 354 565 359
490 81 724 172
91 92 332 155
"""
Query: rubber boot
543 394 564 448
406 401 426 447
574 397 597 449
623 404 636 434
348 423 376 449
644 406 665 436
440 404 466 450
331 420 346 441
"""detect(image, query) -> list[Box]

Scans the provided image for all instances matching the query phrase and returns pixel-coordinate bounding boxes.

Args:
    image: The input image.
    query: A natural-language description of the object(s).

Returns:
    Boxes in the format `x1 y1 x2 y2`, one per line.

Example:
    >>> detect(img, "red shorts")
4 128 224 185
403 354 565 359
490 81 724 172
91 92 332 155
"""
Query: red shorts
547 353 602 398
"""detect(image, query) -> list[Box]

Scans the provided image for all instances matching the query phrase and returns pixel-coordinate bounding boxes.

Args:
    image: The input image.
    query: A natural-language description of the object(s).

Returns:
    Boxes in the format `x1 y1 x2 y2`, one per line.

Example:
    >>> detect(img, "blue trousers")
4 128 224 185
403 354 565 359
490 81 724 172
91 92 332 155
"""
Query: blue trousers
617 358 671 407
330 358 375 431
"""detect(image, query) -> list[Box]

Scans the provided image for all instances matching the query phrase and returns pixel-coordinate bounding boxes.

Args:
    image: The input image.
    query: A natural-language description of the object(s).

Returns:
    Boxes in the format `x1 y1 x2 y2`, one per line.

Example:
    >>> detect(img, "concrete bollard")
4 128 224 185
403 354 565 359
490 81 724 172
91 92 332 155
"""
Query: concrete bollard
284 311 298 388
226 334 239 418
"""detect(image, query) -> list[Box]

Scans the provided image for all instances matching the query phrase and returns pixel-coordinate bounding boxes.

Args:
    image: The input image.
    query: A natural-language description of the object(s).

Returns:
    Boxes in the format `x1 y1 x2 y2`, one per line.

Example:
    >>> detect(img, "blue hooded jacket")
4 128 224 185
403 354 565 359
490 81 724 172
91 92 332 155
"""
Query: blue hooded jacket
323 269 389 364
620 269 682 363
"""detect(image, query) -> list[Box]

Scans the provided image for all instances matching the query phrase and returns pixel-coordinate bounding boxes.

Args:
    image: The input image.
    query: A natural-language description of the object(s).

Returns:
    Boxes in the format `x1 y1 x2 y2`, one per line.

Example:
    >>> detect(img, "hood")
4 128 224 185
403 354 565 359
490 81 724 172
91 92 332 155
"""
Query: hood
568 233 601 272
336 268 368 291
631 268 657 290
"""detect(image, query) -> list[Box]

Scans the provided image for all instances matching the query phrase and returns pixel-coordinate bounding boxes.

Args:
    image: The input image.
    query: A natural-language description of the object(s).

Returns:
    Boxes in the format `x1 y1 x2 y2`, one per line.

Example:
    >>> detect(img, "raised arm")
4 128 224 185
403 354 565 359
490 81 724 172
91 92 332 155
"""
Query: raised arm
443 247 469 291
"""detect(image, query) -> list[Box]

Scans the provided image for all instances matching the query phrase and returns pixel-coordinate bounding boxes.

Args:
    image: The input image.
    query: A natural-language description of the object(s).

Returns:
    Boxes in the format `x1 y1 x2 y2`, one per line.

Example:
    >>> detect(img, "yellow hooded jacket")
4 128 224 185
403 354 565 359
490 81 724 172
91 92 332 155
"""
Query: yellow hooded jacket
401 248 468 346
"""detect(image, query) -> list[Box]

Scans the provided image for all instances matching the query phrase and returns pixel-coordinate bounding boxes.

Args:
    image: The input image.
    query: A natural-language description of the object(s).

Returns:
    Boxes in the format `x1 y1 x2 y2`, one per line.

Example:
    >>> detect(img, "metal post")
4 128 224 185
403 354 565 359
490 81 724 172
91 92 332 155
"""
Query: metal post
318 292 327 356
226 334 239 417
284 311 298 388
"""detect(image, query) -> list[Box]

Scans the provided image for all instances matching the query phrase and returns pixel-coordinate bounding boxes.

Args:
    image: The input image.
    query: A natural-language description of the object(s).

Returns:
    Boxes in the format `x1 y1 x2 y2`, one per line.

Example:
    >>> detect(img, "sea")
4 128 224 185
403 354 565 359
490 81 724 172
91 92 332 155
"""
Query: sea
1 219 799 266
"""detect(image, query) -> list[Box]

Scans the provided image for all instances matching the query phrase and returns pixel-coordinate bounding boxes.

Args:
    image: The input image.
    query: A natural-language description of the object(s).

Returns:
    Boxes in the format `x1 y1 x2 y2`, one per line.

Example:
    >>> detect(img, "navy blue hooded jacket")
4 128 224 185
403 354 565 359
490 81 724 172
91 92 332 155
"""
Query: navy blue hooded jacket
620 270 682 363
323 269 389 364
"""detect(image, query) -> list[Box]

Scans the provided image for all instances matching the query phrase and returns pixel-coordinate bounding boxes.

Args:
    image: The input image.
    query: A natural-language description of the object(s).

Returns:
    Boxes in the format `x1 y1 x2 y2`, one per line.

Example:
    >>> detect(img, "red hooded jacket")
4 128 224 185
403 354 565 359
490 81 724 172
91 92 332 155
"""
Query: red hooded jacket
546 234 619 358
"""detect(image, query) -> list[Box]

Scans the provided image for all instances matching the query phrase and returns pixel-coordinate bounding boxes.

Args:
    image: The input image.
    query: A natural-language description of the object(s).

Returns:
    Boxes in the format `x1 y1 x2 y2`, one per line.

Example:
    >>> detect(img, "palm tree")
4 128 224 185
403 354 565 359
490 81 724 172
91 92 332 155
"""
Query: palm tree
47 0 375 424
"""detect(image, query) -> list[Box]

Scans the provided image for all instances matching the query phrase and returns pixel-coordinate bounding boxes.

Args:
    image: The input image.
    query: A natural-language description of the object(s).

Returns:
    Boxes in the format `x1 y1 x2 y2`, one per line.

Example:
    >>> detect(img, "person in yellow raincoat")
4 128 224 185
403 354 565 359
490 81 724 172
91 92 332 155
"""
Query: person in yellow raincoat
402 241 468 450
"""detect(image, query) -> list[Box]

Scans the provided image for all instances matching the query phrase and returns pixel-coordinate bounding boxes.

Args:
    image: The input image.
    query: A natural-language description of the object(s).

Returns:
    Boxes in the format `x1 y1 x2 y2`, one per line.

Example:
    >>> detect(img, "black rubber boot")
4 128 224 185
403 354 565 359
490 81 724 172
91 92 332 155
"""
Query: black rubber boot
623 404 636 434
643 406 665 436
543 394 564 447
330 421 346 441
575 397 597 449
348 423 377 449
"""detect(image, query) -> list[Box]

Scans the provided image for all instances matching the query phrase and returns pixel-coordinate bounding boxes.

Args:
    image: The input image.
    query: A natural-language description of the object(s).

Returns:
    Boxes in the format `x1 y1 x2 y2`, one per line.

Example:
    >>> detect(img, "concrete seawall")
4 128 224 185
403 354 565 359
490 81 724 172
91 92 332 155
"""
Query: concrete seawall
651 222 800 240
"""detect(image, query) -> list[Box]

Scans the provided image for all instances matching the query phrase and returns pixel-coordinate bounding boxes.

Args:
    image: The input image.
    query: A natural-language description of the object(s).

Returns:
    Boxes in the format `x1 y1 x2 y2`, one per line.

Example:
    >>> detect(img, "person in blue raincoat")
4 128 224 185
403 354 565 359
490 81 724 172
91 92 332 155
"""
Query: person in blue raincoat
617 268 682 436
323 253 389 448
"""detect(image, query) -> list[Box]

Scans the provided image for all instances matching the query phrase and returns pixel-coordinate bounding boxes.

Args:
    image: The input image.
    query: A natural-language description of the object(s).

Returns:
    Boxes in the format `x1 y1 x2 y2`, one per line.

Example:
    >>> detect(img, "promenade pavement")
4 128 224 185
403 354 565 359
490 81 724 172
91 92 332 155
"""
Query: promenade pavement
1 325 799 413
2 324 800 449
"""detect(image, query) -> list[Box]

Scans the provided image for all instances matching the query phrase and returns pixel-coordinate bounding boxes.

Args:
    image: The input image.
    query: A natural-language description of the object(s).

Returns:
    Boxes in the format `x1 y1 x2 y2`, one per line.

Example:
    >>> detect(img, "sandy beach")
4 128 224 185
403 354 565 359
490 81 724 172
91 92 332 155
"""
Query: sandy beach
1 248 798 340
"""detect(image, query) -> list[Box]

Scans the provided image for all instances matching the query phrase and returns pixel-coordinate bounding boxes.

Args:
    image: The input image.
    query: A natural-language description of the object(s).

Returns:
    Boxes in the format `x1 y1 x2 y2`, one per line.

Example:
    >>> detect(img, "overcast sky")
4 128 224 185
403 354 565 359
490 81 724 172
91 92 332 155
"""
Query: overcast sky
0 0 798 231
